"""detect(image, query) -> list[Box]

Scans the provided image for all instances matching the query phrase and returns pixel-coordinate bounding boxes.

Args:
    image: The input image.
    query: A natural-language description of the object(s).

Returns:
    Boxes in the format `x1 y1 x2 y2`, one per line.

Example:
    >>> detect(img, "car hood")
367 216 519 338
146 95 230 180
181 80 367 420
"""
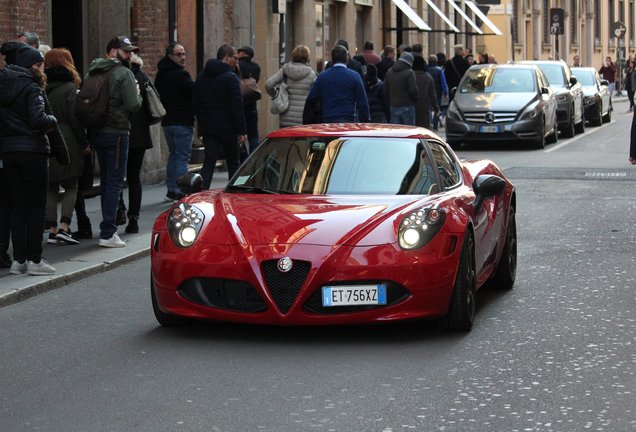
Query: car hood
454 92 537 112
579 85 599 97
181 191 435 247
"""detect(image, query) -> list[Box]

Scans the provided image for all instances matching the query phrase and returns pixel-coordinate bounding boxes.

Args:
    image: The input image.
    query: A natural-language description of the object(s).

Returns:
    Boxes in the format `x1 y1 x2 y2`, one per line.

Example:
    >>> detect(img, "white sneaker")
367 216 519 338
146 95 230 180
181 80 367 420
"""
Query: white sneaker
27 259 56 275
10 260 27 275
99 232 126 248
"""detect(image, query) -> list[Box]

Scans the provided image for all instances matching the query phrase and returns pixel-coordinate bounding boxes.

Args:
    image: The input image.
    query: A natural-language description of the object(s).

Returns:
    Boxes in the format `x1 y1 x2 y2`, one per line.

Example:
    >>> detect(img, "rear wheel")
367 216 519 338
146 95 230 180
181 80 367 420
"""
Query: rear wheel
491 207 517 291
440 231 476 332
151 278 190 326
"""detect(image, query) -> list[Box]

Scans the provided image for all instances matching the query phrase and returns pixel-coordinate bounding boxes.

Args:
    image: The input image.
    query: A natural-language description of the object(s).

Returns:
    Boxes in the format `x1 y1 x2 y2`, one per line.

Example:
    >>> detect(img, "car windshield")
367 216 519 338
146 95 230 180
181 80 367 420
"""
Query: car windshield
459 68 536 93
227 137 440 195
536 64 566 87
574 70 595 86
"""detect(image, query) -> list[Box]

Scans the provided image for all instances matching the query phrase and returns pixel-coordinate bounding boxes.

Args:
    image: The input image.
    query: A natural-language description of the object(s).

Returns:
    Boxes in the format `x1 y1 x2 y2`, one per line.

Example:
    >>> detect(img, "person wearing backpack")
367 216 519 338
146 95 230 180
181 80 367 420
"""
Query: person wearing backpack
84 36 142 248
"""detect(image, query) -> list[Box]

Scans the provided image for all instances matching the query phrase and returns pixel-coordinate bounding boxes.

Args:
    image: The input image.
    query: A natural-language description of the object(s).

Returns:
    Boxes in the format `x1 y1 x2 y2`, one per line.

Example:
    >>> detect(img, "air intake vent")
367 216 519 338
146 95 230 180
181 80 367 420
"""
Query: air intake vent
262 259 311 314
178 278 267 312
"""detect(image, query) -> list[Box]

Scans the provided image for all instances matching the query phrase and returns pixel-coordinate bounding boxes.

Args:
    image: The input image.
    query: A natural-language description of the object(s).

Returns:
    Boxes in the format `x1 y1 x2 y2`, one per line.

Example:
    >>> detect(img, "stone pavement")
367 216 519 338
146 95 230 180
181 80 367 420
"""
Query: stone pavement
0 174 228 308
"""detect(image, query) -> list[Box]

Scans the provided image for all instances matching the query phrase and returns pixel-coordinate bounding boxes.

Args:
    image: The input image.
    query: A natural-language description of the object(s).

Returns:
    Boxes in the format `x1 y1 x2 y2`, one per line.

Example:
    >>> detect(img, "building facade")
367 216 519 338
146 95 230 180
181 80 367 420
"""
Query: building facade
1 0 633 182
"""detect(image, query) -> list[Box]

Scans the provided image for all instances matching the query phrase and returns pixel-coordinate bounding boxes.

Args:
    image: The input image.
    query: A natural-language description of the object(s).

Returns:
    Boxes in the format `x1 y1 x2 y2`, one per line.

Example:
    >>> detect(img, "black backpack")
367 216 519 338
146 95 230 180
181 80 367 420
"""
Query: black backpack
76 65 121 128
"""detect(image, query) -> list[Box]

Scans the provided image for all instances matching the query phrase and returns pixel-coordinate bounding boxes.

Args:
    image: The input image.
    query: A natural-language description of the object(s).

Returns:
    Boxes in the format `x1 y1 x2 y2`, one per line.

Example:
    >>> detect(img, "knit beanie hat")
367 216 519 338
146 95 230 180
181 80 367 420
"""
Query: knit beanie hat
398 51 414 67
14 45 44 68
1 41 21 65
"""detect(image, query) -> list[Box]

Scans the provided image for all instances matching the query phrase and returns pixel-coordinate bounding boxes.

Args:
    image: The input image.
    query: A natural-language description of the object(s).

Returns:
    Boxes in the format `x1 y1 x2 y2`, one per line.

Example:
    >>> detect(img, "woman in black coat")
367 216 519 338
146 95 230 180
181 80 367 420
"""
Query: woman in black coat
0 45 68 275
118 52 154 234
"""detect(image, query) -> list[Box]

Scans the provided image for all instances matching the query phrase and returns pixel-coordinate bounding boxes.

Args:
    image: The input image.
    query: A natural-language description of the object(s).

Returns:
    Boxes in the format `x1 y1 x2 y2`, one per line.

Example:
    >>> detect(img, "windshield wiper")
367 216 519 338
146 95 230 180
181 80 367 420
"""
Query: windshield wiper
226 184 278 194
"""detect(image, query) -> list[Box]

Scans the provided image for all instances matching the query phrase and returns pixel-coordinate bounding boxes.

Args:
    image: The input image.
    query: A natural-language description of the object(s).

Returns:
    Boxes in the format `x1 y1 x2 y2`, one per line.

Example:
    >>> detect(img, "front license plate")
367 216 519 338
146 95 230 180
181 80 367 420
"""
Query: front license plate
322 285 387 307
480 125 501 133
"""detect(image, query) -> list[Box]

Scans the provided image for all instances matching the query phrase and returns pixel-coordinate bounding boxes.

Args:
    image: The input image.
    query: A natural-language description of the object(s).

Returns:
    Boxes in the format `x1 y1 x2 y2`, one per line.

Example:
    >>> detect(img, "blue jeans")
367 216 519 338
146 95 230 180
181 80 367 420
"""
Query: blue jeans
390 106 416 125
163 125 194 194
93 132 129 240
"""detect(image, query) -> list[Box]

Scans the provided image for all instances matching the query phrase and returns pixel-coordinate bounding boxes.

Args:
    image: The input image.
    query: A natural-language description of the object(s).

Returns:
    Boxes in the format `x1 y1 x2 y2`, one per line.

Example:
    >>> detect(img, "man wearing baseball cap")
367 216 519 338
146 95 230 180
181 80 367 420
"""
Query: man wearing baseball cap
236 46 261 153
86 36 142 248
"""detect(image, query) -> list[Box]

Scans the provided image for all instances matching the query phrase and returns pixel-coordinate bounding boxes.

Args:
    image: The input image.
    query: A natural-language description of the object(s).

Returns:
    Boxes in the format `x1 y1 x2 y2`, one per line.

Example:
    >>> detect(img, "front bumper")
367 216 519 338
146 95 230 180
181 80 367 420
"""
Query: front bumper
445 115 543 144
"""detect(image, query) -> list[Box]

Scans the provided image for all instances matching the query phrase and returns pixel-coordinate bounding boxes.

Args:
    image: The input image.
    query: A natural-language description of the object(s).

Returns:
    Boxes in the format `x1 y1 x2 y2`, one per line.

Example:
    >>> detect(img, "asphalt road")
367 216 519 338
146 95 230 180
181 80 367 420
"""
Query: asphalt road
1 102 635 432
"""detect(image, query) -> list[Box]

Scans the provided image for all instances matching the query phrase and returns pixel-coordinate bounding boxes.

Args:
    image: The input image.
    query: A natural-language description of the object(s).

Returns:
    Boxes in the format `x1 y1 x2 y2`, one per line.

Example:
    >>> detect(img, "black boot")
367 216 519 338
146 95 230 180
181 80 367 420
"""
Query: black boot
125 217 139 234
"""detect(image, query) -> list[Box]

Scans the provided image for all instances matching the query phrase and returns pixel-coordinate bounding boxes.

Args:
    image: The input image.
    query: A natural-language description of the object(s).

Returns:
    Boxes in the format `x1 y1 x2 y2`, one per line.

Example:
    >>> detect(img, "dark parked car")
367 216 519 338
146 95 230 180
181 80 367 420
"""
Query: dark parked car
517 60 585 137
571 66 612 126
445 64 558 149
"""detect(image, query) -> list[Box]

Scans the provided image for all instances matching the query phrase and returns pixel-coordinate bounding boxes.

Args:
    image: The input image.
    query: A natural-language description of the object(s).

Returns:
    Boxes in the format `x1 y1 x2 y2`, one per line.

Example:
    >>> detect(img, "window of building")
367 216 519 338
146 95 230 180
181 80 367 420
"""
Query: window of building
543 0 550 43
609 0 615 46
594 1 601 45
631 0 635 45
570 0 577 44
513 0 519 44
619 0 625 23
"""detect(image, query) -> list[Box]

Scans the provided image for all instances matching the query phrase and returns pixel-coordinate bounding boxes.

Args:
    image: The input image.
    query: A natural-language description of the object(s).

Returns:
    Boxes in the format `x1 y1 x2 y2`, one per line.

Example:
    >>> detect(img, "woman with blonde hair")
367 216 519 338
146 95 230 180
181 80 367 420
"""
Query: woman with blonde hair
265 45 317 127
44 48 89 245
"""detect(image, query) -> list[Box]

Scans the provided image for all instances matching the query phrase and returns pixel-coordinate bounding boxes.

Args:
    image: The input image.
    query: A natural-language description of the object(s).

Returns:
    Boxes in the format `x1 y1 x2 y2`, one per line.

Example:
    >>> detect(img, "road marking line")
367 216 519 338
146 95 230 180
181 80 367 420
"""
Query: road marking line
544 119 611 153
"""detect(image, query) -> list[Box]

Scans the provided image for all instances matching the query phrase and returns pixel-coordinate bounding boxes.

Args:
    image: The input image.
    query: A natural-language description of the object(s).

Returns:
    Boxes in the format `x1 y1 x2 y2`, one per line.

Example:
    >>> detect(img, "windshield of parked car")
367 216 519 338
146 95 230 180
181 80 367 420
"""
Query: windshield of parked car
536 64 566 87
459 68 536 93
227 137 440 195
573 70 595 86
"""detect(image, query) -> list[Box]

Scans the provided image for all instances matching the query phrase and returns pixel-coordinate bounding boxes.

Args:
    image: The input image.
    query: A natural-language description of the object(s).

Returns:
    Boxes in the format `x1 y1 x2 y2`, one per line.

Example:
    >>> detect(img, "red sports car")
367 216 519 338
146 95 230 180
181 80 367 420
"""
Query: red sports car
150 124 516 331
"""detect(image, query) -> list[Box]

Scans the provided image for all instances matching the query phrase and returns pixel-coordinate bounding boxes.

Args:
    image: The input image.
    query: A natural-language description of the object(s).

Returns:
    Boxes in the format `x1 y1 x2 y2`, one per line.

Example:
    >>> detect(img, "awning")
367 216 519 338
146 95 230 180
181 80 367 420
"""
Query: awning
445 0 482 35
391 0 431 31
424 0 459 33
465 0 503 35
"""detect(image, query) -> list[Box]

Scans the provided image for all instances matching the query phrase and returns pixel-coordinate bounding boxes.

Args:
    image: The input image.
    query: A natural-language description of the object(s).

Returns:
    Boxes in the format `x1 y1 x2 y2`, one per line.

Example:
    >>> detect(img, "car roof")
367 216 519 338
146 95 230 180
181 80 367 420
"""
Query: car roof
472 63 536 70
266 123 443 140
516 60 568 67
571 66 596 72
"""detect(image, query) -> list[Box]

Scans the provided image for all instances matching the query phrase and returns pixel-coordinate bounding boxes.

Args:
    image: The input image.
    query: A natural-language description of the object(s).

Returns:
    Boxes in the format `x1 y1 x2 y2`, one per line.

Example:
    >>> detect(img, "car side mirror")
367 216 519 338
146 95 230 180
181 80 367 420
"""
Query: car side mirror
177 173 203 195
600 79 609 86
541 86 550 95
569 76 578 86
472 174 506 212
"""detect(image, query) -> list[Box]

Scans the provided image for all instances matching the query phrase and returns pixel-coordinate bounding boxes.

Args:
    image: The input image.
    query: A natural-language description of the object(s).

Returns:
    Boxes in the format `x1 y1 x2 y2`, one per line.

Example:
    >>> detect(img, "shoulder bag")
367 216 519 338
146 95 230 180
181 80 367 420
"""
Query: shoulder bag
144 80 166 124
240 77 262 105
270 72 289 114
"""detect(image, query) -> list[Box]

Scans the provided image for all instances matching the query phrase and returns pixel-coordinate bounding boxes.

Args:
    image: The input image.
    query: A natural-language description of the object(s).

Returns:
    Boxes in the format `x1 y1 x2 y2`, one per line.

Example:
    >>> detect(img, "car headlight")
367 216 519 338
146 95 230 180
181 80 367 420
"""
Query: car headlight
168 203 205 247
556 94 568 102
398 207 446 250
519 104 539 120
584 95 597 106
446 102 462 120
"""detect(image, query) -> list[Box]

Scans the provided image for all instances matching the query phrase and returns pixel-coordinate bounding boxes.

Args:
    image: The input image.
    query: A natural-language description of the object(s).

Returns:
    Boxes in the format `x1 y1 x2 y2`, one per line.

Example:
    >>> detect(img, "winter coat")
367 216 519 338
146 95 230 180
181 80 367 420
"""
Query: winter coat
129 64 153 150
444 55 470 90
86 57 142 134
414 70 438 129
365 78 389 123
154 56 195 127
266 62 317 127
0 64 57 155
384 61 418 107
376 58 394 81
195 59 246 137
45 66 89 182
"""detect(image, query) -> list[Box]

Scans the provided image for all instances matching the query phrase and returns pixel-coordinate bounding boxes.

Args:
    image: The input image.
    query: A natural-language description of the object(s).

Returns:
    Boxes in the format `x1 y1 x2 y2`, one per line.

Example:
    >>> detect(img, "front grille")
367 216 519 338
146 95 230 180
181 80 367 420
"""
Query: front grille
463 111 517 124
262 259 311 314
303 282 410 314
178 278 267 312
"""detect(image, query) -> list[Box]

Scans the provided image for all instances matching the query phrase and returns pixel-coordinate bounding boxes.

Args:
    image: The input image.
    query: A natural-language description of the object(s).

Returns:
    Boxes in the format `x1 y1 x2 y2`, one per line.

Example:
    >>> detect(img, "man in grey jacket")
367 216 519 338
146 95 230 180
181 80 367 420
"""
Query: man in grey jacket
384 51 418 125
88 36 142 248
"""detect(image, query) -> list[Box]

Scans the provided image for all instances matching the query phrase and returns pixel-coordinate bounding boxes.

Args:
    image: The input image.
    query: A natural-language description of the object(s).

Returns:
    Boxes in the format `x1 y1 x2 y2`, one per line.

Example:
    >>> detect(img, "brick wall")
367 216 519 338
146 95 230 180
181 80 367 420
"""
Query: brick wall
0 0 50 66
131 0 169 79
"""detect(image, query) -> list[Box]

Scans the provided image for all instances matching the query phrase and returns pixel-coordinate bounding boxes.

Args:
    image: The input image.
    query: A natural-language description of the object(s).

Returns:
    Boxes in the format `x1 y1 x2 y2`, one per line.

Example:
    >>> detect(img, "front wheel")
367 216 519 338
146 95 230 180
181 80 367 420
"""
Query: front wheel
491 206 517 290
440 231 476 332
533 118 546 149
602 105 612 123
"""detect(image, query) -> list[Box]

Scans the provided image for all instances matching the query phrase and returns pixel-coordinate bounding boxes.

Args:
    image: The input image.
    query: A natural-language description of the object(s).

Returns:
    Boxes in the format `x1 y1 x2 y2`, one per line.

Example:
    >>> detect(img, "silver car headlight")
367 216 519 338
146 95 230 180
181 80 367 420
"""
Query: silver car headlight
519 104 540 120
584 95 597 106
168 203 205 247
398 207 446 250
446 102 462 120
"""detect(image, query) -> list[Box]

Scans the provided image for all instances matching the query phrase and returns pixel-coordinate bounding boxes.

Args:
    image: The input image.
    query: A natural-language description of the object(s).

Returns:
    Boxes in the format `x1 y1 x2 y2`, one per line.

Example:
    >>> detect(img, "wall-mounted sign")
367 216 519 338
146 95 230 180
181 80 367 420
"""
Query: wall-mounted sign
612 21 627 38
549 8 564 36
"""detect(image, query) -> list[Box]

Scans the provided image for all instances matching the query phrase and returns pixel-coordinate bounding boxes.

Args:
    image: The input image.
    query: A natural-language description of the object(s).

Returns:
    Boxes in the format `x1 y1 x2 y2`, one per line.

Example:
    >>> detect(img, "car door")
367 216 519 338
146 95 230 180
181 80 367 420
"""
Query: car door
596 71 610 115
566 65 585 123
537 69 558 131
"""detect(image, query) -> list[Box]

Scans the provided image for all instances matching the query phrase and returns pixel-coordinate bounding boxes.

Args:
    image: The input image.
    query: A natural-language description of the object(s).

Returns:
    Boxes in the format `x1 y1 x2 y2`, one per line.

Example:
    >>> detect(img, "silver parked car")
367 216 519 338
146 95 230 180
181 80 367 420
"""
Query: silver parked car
517 60 585 137
571 67 612 126
445 64 558 149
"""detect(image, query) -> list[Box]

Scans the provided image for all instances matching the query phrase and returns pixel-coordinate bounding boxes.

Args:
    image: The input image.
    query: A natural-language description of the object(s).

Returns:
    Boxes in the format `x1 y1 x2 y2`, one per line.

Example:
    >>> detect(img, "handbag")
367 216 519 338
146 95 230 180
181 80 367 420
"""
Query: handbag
144 80 166 124
240 77 262 105
270 73 289 114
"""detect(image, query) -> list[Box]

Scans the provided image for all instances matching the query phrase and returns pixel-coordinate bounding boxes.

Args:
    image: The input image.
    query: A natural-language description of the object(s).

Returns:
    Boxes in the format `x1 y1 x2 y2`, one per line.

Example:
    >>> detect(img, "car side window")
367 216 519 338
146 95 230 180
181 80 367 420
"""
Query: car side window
428 141 461 190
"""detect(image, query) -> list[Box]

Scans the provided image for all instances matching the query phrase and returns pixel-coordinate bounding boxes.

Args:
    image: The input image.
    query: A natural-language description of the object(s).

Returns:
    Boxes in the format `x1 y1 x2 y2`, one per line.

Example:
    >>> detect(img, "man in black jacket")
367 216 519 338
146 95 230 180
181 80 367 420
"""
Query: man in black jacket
237 46 261 154
195 44 247 189
444 44 470 102
155 42 195 202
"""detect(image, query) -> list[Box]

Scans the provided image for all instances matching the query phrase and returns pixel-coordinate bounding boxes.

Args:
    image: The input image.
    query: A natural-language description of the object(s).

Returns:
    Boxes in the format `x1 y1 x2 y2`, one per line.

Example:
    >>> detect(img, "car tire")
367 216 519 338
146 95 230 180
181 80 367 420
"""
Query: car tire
151 278 190 326
602 106 612 123
575 113 585 134
546 122 558 144
591 104 603 126
562 111 576 138
491 206 517 291
440 231 476 332
533 118 546 149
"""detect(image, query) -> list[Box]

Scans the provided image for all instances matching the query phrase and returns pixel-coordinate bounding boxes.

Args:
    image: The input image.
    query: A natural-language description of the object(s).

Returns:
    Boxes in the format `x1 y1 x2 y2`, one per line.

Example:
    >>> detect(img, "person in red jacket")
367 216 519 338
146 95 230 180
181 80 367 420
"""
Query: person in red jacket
599 56 618 96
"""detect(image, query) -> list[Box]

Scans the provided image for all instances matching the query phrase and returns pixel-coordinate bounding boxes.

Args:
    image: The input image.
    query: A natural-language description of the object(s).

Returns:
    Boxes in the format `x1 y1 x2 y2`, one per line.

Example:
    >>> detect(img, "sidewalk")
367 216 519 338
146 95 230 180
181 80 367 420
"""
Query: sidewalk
0 173 228 308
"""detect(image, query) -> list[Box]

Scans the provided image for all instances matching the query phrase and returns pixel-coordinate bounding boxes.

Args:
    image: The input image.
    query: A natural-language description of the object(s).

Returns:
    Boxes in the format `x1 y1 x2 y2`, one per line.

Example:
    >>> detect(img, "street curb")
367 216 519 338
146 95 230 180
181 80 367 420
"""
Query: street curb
0 248 150 309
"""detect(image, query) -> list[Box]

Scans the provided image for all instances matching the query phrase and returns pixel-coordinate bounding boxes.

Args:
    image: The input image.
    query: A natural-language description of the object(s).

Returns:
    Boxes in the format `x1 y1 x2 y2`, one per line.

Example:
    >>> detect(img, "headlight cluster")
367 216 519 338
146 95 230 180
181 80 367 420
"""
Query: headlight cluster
584 96 597 106
167 203 205 247
398 206 446 250
445 102 461 120
519 104 539 120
